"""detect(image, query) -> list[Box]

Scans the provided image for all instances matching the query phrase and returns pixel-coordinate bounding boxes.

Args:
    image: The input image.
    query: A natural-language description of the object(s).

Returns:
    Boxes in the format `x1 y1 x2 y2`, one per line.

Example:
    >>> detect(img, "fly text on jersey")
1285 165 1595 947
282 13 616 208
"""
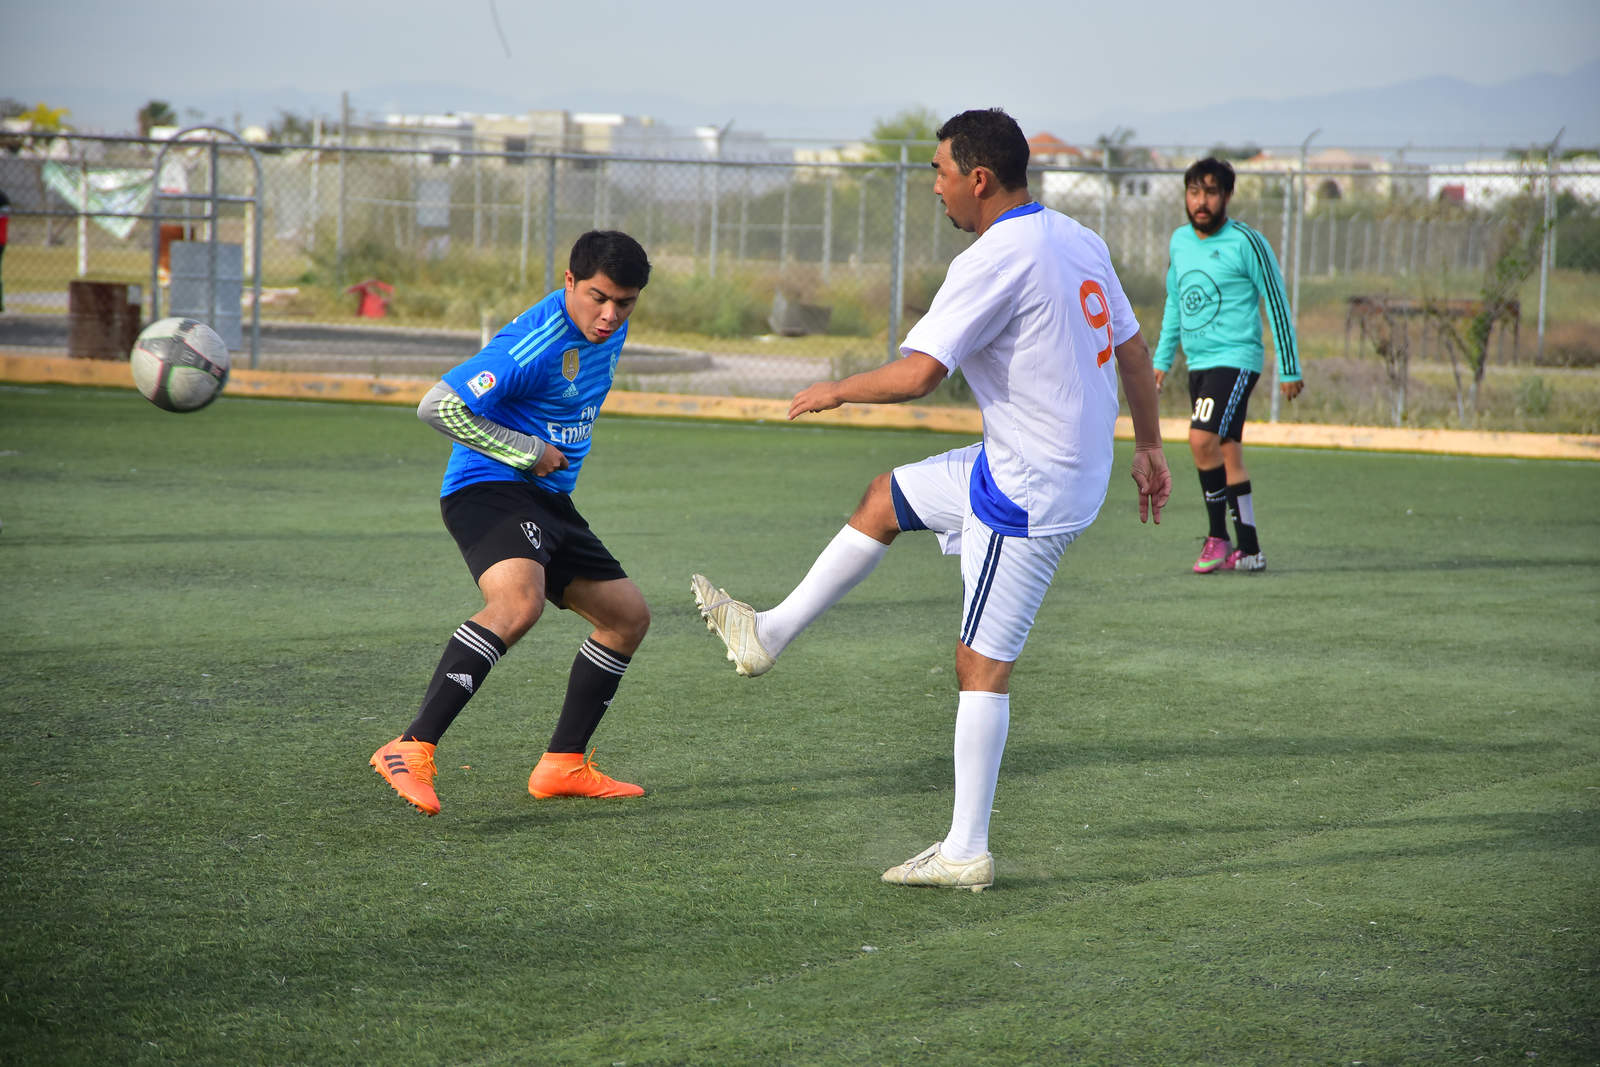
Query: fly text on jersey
547 405 599 445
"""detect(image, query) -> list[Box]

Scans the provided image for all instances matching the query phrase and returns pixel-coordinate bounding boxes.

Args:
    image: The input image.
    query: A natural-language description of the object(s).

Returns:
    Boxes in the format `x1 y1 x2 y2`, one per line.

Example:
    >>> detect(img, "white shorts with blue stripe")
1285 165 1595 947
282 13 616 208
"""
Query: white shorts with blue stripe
889 443 1076 663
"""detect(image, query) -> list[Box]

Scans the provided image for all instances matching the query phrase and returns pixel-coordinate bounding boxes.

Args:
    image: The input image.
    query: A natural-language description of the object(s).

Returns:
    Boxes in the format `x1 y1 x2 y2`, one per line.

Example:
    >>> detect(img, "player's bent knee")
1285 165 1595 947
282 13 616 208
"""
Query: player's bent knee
485 595 544 643
955 642 1015 693
617 602 651 648
850 473 901 542
1189 429 1223 466
574 581 650 652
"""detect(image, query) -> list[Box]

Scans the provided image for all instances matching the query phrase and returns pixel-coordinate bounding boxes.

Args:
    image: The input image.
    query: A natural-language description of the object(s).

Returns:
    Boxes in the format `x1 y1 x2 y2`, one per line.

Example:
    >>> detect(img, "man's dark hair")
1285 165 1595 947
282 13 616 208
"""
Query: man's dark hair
935 108 1030 191
1184 157 1236 195
569 230 651 288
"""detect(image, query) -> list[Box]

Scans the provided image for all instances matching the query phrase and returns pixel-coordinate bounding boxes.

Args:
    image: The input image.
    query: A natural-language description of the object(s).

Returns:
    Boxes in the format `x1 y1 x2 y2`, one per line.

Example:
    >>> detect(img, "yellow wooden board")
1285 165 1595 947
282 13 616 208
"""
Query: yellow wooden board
4 352 1595 462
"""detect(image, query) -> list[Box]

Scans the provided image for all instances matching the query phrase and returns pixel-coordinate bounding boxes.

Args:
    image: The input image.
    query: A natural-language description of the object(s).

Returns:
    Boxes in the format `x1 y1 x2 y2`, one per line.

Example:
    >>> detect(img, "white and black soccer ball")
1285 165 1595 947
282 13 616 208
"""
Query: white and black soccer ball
130 317 230 413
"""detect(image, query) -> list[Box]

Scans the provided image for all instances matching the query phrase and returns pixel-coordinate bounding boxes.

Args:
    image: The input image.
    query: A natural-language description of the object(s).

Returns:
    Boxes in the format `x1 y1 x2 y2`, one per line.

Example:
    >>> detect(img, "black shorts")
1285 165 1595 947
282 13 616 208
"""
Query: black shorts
440 481 626 606
1188 367 1260 442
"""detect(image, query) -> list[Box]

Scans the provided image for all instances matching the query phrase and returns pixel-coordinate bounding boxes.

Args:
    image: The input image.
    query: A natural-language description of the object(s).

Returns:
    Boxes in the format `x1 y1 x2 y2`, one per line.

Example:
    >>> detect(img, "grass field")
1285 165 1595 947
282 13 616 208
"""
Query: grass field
3 385 1598 1065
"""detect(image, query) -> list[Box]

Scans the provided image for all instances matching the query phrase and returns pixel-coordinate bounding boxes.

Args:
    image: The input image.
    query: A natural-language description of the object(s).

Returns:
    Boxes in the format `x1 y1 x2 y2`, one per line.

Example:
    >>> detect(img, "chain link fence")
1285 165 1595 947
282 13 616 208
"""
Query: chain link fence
2 132 1597 425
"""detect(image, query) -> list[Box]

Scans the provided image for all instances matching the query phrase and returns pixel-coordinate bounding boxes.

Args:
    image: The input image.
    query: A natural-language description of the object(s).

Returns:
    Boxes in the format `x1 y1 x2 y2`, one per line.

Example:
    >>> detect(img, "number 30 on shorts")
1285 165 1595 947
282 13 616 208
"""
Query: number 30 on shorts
1192 396 1215 423
1078 280 1113 366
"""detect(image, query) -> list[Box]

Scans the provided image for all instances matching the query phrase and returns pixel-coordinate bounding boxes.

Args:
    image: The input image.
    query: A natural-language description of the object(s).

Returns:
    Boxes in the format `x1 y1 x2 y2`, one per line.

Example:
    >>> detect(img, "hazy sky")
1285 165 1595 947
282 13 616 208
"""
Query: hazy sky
8 0 1599 139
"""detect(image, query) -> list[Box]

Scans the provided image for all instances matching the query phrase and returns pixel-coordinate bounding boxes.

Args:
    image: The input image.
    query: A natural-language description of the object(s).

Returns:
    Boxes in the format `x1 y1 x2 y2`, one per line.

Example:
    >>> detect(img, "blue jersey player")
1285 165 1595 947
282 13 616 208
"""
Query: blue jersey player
371 230 652 815
1154 158 1304 574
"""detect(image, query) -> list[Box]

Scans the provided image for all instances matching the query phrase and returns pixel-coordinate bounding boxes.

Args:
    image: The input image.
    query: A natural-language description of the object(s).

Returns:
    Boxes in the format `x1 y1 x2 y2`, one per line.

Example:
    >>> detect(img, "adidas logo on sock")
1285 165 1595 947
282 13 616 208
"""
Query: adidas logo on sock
447 672 475 693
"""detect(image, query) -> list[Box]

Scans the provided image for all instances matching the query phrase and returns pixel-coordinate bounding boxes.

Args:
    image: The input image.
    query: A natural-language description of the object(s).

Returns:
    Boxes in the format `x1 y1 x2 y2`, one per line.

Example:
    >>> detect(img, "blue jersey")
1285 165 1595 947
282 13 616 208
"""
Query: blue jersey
438 288 627 496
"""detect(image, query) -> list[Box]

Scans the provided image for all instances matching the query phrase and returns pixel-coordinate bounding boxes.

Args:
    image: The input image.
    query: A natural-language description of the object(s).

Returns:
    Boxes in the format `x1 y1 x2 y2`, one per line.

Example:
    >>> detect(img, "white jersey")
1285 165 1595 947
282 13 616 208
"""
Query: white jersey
901 203 1140 537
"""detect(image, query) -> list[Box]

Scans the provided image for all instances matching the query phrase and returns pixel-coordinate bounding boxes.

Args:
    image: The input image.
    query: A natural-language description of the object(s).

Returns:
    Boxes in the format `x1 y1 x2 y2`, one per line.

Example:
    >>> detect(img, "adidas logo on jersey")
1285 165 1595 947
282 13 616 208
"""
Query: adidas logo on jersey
447 672 475 693
561 382 580 398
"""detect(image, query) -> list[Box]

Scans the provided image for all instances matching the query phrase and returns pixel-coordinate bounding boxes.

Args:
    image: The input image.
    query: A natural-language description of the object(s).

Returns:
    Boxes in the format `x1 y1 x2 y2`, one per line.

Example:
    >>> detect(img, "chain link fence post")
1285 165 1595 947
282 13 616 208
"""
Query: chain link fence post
336 92 348 277
1538 134 1561 362
888 147 908 361
518 145 532 287
543 155 557 293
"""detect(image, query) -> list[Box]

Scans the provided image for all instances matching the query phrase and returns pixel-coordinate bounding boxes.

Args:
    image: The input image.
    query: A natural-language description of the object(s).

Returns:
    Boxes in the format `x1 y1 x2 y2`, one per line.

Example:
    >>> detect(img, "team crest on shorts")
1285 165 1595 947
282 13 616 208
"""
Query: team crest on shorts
521 521 542 548
467 371 497 397
562 348 581 381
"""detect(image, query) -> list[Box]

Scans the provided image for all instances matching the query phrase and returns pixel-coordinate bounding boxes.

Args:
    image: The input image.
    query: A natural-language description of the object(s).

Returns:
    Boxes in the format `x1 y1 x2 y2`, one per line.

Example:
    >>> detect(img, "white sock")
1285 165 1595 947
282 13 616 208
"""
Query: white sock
756 524 888 654
943 690 1010 861
1233 488 1256 527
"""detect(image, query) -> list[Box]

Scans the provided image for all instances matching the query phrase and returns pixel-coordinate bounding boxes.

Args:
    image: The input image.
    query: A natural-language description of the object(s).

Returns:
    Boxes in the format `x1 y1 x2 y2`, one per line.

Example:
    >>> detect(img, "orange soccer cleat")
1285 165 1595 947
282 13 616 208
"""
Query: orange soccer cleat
528 750 645 799
370 737 441 815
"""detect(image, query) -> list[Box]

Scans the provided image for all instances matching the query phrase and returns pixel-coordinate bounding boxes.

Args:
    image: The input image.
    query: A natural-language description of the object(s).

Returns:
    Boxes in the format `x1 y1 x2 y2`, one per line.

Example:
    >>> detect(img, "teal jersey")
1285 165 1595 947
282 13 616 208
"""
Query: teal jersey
1153 218 1299 381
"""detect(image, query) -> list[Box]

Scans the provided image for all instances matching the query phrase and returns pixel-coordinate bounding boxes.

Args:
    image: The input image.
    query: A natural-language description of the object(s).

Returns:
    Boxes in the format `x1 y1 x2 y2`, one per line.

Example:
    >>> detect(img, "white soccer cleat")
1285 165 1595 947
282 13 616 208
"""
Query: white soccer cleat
881 843 994 892
689 573 776 678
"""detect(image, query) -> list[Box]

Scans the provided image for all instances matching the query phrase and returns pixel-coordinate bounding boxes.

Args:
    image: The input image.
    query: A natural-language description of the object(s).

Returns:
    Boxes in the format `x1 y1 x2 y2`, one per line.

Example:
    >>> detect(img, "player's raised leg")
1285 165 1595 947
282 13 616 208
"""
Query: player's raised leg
692 473 898 676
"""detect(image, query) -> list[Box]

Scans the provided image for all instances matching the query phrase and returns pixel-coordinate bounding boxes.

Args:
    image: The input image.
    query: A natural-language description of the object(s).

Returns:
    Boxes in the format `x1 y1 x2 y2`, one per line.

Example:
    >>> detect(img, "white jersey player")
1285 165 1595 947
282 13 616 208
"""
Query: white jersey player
691 108 1171 890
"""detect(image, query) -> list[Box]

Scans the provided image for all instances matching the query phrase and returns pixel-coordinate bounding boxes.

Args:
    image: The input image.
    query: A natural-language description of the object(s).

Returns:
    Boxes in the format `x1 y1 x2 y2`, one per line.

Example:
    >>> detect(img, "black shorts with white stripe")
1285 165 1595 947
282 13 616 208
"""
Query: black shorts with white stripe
1187 367 1260 442
440 480 627 605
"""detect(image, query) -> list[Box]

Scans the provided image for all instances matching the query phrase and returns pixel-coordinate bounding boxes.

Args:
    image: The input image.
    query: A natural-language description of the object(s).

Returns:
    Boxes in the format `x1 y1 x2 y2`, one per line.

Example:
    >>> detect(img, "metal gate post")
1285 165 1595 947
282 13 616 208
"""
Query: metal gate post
149 126 264 368
518 148 533 287
1537 131 1561 362
544 155 558 293
887 146 908 361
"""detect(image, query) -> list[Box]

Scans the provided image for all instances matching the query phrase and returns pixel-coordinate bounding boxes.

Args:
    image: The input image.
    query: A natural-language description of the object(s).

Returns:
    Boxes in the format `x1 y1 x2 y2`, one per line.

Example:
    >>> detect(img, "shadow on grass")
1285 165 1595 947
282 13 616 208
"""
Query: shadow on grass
457 733 1565 835
1293 553 1600 574
1174 806 1599 879
26 529 439 547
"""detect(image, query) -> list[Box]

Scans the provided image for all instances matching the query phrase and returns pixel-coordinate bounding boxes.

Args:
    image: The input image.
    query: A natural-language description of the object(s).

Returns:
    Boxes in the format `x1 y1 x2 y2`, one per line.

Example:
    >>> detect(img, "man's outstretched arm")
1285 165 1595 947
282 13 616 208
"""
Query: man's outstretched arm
788 352 948 420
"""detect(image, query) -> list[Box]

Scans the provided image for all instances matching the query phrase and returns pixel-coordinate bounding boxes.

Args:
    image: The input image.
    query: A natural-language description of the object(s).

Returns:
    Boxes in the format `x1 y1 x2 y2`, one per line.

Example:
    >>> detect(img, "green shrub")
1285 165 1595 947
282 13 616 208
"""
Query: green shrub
1118 269 1168 309
296 234 536 327
1516 374 1554 417
820 286 881 338
631 272 769 338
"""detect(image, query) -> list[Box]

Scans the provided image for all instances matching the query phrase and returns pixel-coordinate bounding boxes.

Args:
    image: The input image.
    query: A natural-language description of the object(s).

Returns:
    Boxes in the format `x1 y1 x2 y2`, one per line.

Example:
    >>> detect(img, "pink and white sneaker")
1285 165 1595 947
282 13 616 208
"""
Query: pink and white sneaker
1224 549 1267 572
1193 536 1233 574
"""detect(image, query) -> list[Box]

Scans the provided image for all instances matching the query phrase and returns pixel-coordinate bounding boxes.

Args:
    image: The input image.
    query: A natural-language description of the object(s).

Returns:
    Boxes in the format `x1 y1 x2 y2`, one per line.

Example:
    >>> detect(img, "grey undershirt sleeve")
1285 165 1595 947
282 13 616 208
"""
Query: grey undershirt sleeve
417 380 546 470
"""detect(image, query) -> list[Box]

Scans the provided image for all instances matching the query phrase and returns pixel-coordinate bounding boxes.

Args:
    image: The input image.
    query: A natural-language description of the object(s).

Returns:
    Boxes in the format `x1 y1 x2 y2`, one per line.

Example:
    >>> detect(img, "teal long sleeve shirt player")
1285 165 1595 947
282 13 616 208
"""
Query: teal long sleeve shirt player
1152 218 1300 382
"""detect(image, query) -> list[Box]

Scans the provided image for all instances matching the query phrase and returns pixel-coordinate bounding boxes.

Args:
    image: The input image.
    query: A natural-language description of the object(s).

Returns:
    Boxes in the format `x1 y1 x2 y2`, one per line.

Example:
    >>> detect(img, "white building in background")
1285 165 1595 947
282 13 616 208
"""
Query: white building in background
365 110 789 164
1232 149 1430 207
1031 132 1184 211
1428 158 1599 208
359 108 794 199
791 142 873 181
1032 132 1101 205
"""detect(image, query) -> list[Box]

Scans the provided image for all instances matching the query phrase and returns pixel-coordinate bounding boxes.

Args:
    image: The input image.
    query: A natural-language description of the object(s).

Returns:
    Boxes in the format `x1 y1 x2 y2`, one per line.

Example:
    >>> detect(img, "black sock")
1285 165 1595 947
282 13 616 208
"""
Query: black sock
1199 465 1230 540
1227 480 1260 554
402 620 507 745
546 638 631 754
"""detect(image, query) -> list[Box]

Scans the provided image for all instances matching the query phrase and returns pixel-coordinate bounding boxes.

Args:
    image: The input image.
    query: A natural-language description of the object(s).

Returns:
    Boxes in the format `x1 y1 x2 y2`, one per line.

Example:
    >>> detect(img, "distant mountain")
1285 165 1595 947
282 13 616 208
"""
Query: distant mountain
1055 60 1600 152
17 61 1600 151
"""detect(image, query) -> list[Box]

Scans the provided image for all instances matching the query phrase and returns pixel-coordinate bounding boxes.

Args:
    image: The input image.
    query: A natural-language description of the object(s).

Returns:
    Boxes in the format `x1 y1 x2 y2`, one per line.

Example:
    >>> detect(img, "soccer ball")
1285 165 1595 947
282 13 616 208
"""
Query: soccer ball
130 317 230 412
